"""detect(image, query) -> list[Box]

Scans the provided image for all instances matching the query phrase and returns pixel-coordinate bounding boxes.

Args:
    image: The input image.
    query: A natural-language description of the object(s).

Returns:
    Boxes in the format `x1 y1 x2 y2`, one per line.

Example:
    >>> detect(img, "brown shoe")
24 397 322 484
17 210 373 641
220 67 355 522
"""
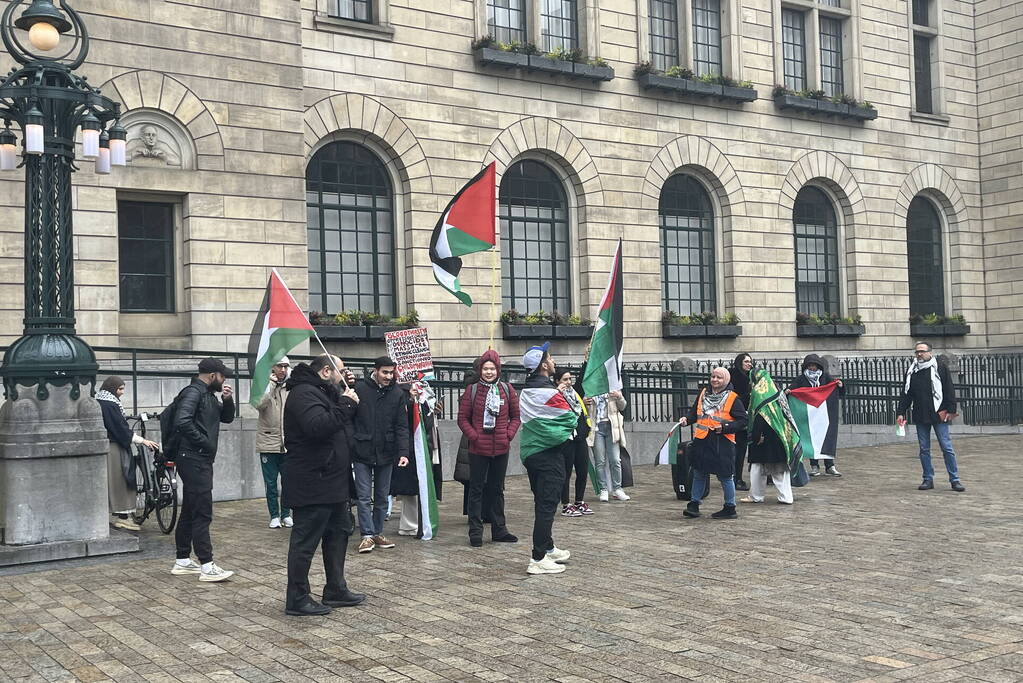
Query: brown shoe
372 535 395 549
357 537 375 553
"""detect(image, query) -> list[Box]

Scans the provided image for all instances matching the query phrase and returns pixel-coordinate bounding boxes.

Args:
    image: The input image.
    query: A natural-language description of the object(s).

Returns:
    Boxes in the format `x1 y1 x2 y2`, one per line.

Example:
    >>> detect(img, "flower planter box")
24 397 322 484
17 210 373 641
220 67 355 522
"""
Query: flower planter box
502 323 554 339
774 93 819 113
797 324 865 337
314 325 368 341
637 72 690 94
846 104 878 121
528 54 575 76
552 325 594 339
474 47 528 68
368 325 408 340
720 85 757 102
816 99 846 116
663 323 742 338
687 80 721 97
910 323 970 337
572 62 614 81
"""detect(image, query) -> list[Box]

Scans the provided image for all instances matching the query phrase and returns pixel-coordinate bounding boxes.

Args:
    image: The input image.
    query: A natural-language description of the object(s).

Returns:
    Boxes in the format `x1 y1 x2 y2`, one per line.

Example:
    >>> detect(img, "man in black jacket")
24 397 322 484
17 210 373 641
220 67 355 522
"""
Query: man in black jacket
352 356 410 553
170 358 235 582
282 354 366 616
897 342 966 492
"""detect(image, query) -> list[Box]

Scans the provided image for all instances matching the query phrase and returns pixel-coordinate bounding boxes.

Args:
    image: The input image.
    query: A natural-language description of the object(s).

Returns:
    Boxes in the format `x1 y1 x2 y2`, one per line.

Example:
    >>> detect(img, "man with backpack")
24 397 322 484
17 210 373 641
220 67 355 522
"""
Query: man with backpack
167 358 236 582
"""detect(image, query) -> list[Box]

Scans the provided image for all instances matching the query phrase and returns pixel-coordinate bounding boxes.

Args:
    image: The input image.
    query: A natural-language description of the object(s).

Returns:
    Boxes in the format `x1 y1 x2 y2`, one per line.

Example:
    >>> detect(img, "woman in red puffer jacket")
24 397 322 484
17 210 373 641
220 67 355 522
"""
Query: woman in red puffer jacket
457 349 521 547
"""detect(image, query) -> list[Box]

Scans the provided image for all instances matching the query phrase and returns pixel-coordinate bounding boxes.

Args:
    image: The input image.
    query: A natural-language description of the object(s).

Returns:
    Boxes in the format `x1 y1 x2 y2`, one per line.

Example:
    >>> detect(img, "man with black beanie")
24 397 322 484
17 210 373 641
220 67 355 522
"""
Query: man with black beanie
282 354 366 616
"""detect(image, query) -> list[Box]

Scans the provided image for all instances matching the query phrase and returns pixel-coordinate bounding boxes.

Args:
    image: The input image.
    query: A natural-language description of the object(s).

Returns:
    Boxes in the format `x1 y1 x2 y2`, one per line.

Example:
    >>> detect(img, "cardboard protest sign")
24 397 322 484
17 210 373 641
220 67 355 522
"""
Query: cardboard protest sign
385 327 434 384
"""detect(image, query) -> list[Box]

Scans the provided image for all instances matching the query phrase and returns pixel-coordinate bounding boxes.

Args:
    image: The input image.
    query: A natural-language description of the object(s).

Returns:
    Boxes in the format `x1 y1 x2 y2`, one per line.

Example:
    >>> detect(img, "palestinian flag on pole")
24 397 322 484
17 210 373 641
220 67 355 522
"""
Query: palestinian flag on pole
248 269 314 406
787 381 841 461
412 402 440 540
581 239 624 397
430 162 497 306
654 424 681 466
519 387 578 462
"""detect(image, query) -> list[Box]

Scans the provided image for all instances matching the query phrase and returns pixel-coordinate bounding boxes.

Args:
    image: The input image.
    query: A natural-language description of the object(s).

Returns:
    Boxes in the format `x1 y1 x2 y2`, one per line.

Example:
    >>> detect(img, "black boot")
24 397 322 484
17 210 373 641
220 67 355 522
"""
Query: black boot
683 501 700 518
918 479 934 490
711 504 737 519
734 479 750 491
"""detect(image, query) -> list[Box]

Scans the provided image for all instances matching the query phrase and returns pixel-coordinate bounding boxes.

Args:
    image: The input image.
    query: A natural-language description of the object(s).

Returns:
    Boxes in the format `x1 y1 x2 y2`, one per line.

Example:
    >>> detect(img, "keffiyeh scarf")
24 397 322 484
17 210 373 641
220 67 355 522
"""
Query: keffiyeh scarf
905 357 942 411
96 389 126 416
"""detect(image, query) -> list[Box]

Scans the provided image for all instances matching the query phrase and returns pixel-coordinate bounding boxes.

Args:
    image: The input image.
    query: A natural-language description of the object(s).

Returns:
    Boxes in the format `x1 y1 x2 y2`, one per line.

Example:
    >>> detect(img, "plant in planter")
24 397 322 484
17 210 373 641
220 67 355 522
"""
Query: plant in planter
551 311 594 338
473 35 530 67
392 308 420 328
501 309 554 339
662 310 742 338
573 55 614 81
311 310 369 340
796 311 864 337
909 313 970 336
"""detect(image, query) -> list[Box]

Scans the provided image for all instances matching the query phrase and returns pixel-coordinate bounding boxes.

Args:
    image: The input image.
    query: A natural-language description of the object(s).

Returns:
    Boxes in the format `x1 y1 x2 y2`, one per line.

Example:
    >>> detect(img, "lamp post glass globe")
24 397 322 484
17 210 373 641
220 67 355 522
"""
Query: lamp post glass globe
27 20 60 51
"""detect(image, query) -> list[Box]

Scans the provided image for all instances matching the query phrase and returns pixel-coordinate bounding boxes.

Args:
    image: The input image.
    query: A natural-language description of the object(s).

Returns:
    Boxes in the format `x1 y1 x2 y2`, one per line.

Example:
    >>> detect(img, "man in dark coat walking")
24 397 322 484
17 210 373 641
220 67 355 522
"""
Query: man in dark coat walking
897 341 965 492
282 354 366 616
352 356 410 553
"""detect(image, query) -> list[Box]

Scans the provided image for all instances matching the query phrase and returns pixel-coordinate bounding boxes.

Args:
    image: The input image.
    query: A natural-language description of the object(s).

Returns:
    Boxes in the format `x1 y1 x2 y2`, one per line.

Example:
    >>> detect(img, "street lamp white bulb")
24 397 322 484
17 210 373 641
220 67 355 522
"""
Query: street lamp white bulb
109 138 126 166
25 123 44 155
95 146 111 175
28 22 60 52
0 144 15 171
81 128 99 160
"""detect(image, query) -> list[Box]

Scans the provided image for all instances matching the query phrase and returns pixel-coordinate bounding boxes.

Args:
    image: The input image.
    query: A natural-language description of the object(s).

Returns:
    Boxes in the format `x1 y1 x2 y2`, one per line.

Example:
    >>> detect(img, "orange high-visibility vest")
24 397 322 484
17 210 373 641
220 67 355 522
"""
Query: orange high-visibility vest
693 390 738 443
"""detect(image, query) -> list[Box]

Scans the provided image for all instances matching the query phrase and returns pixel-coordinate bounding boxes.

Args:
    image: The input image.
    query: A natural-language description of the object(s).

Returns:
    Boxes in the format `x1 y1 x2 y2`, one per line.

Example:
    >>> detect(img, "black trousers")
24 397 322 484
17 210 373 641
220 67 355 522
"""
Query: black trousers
467 452 509 540
286 502 352 609
524 444 567 561
561 436 590 504
733 431 749 482
175 455 214 564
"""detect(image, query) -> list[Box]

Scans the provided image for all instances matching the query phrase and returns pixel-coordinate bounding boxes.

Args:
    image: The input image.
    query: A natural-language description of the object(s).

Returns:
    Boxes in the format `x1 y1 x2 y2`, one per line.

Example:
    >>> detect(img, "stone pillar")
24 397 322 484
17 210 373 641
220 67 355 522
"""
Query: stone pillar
0 385 138 565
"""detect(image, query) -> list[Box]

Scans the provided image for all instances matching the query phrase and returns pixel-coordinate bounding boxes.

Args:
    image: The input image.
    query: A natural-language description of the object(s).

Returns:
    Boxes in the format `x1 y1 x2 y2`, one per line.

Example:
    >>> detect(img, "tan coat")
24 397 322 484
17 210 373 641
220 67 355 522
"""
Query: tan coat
586 394 627 449
256 380 288 453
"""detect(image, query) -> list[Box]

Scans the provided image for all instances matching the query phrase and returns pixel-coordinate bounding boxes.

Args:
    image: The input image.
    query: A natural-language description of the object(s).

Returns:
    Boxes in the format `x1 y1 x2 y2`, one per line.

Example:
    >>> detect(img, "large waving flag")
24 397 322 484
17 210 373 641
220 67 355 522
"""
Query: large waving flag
430 162 497 306
519 386 578 461
654 424 681 465
749 370 804 475
247 269 314 406
581 238 624 396
412 402 440 540
787 381 840 461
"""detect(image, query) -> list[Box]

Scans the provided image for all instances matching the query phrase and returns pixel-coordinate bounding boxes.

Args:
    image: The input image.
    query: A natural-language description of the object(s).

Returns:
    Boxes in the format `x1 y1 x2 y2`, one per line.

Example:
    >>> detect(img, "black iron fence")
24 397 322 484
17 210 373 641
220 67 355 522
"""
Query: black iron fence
2 346 1021 426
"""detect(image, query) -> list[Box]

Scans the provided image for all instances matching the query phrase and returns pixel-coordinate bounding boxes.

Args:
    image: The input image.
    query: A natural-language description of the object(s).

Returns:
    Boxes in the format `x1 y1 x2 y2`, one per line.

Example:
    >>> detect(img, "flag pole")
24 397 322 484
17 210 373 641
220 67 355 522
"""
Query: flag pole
488 246 499 349
310 325 350 390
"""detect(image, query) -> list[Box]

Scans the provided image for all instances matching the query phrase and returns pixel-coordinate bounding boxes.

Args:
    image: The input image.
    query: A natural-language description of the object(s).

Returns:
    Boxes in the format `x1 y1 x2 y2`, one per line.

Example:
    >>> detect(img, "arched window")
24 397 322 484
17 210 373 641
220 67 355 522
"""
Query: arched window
306 141 394 315
500 160 570 314
906 195 945 316
660 174 715 315
793 186 840 315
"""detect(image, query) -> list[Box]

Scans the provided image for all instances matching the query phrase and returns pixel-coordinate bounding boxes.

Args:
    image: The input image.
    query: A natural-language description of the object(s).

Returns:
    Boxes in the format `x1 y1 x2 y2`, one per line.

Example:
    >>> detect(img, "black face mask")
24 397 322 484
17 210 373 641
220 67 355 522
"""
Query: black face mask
210 379 224 392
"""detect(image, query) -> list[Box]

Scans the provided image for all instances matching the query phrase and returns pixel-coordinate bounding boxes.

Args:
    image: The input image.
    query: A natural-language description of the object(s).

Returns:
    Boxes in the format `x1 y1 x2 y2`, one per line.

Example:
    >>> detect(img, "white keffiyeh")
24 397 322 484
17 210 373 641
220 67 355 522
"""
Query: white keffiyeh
905 357 942 412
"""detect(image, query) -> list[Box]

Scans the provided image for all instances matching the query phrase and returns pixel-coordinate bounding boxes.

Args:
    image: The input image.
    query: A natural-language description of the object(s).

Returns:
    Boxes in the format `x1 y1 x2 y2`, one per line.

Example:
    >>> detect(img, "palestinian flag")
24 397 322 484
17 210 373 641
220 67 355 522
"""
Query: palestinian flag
519 386 578 462
412 402 440 540
430 162 497 306
581 239 624 397
247 269 314 406
654 424 681 465
787 381 840 461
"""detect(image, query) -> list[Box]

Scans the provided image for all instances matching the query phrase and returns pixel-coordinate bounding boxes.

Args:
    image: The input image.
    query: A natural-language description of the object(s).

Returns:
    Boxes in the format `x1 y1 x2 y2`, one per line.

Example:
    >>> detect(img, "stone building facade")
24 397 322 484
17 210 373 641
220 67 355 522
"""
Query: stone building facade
0 0 1019 362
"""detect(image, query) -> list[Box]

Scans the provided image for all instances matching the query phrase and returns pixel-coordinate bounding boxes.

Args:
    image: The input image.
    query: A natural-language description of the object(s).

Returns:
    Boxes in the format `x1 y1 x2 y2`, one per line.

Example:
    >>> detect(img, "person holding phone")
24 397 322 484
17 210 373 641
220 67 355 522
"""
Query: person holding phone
897 341 965 492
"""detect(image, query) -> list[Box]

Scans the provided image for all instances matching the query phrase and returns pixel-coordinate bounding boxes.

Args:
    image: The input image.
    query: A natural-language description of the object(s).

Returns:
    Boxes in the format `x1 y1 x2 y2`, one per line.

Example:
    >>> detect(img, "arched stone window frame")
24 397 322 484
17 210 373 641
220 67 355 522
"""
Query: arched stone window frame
658 170 721 316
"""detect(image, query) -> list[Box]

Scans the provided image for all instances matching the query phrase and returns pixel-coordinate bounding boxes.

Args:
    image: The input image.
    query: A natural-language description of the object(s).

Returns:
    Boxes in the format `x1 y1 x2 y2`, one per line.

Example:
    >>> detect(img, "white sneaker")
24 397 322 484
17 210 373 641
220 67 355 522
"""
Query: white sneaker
612 488 631 501
825 466 842 477
171 559 202 575
527 556 566 575
598 490 609 502
282 516 294 528
546 546 571 563
199 563 234 582
269 517 281 529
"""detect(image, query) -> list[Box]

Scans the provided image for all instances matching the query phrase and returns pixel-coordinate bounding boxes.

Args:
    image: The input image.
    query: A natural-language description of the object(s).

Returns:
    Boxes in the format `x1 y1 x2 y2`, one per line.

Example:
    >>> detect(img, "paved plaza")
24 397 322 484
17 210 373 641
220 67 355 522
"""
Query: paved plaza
1 435 1021 682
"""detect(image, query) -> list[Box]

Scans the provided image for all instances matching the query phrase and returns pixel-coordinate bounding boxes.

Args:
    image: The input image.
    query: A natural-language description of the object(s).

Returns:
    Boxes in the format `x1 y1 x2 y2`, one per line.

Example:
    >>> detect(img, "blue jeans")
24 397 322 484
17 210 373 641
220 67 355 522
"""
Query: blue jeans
353 461 393 538
591 421 622 492
690 468 736 506
916 422 960 483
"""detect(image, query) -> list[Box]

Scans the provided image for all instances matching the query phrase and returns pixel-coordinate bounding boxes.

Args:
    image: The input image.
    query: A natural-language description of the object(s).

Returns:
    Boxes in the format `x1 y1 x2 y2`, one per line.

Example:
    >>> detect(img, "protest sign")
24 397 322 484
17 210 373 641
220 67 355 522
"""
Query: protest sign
385 327 434 384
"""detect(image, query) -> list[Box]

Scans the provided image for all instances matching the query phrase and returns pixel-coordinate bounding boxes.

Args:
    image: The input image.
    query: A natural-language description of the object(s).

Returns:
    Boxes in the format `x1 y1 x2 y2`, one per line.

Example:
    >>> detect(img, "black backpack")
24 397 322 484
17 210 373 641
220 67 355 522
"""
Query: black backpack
157 385 198 462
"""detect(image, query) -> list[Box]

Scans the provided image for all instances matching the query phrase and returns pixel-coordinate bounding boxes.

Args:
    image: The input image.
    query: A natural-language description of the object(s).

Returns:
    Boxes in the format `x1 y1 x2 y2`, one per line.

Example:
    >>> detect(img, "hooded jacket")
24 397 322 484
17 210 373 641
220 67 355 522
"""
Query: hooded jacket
255 377 288 453
457 349 521 457
352 372 410 466
788 354 846 397
281 363 357 507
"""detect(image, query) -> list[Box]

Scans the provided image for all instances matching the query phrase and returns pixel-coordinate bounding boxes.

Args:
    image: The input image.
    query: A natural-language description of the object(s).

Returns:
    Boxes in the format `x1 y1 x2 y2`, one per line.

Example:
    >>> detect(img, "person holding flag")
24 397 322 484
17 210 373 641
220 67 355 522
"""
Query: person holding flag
519 343 577 575
741 369 802 505
679 367 748 520
254 357 292 529
786 354 844 477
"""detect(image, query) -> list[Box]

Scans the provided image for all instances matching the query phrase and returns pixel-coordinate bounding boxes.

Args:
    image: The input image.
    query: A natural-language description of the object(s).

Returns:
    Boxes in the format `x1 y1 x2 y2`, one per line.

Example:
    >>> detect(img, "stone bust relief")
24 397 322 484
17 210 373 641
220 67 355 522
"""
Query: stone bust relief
126 123 182 167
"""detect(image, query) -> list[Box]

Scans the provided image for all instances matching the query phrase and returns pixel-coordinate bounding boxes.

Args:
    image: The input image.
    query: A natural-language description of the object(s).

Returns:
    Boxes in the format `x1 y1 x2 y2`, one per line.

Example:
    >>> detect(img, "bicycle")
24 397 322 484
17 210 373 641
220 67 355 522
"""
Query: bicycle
128 413 179 534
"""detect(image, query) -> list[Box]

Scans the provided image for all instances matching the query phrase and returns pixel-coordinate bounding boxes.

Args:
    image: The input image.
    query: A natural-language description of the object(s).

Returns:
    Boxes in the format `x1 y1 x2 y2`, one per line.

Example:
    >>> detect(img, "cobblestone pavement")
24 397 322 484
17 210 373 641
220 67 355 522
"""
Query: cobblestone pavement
1 435 1021 682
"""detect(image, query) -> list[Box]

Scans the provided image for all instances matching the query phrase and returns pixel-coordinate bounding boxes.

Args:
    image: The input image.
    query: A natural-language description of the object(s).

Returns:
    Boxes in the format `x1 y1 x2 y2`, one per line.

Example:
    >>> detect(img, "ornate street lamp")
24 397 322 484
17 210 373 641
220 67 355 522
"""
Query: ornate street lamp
0 0 126 401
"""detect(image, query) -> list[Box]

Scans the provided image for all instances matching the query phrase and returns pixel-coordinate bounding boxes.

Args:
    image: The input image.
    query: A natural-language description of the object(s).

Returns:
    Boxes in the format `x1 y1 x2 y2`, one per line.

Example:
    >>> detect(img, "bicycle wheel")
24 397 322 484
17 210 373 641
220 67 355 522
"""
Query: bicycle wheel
131 451 152 525
155 465 179 534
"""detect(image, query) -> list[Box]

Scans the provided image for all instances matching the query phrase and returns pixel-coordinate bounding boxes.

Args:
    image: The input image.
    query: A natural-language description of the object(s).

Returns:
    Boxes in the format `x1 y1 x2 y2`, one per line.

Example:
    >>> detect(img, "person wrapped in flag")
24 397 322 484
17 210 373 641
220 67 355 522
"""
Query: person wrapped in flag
519 343 576 575
679 367 748 520
390 379 443 540
740 369 803 505
786 354 845 477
